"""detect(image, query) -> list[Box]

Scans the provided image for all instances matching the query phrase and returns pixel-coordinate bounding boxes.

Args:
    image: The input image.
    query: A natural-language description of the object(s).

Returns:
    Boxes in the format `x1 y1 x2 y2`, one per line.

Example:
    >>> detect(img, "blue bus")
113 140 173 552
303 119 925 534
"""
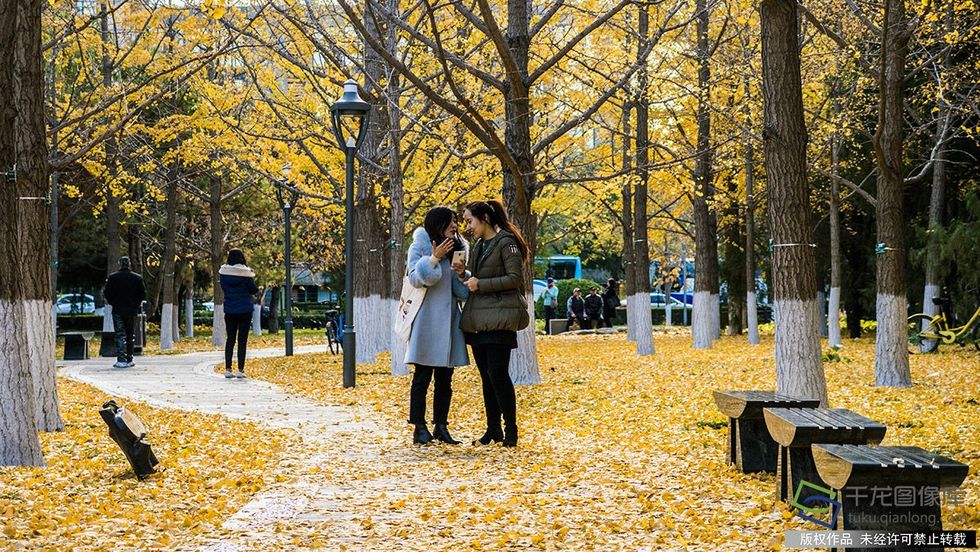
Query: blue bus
532 255 582 300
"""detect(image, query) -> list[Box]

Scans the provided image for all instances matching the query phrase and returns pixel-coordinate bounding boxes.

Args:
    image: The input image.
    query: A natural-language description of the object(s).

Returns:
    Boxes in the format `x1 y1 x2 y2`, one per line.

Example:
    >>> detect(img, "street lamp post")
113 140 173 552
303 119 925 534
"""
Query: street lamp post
330 79 370 389
275 172 300 356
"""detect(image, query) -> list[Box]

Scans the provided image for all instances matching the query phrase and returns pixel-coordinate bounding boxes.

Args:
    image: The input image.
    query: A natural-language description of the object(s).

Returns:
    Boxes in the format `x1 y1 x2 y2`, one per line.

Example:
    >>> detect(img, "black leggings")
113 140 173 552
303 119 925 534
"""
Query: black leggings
471 344 517 431
224 311 252 372
408 365 455 425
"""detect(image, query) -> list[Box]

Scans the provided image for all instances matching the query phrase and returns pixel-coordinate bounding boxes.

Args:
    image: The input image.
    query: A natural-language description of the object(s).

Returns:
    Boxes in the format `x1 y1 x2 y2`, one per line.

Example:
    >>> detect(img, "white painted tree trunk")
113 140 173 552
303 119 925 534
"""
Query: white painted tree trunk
0 301 45 466
509 293 541 385
103 304 114 332
160 303 174 350
817 290 828 338
692 291 715 349
710 293 720 340
354 294 390 363
875 294 911 386
919 282 940 352
665 302 672 326
185 290 194 338
172 299 180 343
389 298 408 376
250 303 260 336
626 294 637 342
630 292 654 355
24 300 63 431
212 304 225 347
774 299 828 405
828 287 842 348
746 291 760 344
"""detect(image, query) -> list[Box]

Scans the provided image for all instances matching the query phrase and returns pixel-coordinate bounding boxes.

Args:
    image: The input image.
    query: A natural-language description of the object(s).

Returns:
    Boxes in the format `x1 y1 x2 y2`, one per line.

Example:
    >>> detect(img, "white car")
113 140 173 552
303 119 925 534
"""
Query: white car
56 293 96 314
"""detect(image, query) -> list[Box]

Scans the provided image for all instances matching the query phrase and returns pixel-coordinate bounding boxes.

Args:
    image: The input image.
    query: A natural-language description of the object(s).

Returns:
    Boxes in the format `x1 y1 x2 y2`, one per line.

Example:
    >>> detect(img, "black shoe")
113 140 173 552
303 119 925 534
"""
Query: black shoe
503 425 518 447
472 428 503 446
432 424 461 445
413 424 434 445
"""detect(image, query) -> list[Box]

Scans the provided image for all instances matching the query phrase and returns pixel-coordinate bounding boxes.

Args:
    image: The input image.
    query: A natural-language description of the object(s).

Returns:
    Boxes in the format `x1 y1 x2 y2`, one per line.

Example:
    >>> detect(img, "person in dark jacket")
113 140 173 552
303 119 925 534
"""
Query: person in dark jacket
103 256 146 368
566 288 585 330
219 249 259 378
583 287 604 330
457 199 530 447
602 278 621 328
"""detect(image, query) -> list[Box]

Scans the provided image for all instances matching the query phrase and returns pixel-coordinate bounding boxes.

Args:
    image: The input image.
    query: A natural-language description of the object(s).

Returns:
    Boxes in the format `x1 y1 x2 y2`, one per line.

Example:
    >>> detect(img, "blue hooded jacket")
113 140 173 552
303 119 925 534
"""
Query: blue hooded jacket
219 264 259 314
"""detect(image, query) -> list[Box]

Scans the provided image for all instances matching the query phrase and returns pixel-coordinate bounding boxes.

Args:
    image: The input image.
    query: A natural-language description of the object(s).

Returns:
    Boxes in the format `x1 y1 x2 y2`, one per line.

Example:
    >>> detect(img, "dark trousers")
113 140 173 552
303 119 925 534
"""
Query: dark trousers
543 306 556 334
603 308 617 327
408 365 455 425
584 313 601 330
112 313 136 363
472 344 517 431
224 312 252 372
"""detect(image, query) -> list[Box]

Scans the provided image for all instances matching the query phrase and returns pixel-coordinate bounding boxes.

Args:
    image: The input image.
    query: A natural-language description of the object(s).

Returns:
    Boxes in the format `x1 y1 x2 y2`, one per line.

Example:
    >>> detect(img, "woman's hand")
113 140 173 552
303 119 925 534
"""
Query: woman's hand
464 277 480 292
432 238 454 260
451 259 466 275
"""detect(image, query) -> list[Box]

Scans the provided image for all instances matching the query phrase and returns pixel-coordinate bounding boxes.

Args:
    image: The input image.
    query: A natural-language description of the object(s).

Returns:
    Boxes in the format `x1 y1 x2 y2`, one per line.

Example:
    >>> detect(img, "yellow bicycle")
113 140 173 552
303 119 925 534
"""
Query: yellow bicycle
907 296 980 353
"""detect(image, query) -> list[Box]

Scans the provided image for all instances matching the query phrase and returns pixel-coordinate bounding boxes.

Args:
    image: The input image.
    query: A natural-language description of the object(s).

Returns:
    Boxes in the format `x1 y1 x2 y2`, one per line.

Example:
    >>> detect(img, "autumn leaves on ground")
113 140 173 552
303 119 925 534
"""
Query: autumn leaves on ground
3 333 978 550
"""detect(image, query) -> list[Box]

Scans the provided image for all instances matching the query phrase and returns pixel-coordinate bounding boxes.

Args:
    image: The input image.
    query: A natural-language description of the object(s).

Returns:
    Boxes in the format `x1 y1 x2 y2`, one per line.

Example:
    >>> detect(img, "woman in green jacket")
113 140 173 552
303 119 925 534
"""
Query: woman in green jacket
456 200 530 447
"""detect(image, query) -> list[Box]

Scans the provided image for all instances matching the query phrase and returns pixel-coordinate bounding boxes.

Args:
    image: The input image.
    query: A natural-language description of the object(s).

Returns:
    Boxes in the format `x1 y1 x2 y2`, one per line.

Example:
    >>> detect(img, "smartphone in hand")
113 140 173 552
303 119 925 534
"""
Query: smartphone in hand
452 250 467 266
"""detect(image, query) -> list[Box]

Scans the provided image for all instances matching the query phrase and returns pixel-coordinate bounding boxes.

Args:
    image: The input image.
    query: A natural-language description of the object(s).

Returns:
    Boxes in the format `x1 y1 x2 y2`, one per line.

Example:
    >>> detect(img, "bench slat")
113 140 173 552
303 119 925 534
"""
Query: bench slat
813 444 969 489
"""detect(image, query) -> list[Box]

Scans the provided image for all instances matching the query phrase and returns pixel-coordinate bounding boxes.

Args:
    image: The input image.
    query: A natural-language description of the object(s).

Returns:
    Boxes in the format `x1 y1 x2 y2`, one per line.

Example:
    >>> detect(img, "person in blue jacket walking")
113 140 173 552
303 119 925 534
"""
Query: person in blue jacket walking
219 249 259 378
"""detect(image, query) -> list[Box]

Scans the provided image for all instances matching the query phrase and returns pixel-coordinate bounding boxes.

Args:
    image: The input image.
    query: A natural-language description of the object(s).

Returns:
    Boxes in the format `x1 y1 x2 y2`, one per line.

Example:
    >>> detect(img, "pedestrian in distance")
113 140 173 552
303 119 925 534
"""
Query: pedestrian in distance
102 256 146 368
583 286 604 330
566 288 585 331
602 278 621 328
404 206 470 445
457 199 530 448
541 277 559 335
219 249 259 379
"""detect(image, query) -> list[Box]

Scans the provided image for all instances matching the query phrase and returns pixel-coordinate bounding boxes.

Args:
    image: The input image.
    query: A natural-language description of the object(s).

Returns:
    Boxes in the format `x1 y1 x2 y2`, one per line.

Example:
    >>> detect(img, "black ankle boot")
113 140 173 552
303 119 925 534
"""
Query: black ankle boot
472 428 503 446
413 423 434 445
432 424 461 445
503 425 518 447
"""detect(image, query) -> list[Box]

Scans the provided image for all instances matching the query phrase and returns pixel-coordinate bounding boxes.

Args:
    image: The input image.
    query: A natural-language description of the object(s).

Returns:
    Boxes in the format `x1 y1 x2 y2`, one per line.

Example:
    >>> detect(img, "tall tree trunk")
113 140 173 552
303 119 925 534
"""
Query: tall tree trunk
501 0 541 385
159 174 179 350
760 0 827 405
0 0 44 464
723 174 745 336
920 1 952 350
744 69 760 345
386 5 409 376
100 3 119 335
16 0 62 431
692 0 720 349
209 176 225 346
872 0 911 387
621 102 636 342
354 11 392 365
630 1 654 355
828 108 844 348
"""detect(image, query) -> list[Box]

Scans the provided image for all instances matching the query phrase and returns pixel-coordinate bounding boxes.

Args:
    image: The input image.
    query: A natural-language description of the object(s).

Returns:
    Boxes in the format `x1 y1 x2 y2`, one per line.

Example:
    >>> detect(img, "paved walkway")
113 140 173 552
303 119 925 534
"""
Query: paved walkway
59 345 393 550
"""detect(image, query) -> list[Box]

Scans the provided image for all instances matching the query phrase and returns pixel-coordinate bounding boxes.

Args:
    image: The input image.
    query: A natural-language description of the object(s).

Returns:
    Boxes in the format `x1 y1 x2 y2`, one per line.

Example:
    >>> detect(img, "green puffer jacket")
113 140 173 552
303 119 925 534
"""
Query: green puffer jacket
459 230 530 333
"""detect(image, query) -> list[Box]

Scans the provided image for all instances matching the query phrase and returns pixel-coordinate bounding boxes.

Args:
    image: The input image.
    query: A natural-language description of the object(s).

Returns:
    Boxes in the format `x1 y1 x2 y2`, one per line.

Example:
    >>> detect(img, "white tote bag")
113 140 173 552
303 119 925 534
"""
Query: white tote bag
394 267 426 342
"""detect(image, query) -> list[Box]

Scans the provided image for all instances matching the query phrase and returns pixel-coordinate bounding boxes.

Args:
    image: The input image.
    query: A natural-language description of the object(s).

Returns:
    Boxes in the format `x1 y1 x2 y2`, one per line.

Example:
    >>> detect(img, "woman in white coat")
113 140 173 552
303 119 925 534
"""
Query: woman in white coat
404 206 470 444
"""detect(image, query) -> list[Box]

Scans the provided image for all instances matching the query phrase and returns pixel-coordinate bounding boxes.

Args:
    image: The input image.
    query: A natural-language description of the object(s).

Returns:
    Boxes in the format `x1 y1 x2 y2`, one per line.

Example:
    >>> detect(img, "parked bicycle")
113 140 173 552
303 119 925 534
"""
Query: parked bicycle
325 309 343 355
907 296 980 353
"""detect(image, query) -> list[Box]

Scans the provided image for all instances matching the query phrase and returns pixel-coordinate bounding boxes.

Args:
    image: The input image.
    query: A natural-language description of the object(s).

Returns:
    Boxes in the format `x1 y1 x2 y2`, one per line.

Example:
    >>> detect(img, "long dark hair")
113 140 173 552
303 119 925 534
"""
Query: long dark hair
227 248 247 266
423 206 464 251
465 199 528 260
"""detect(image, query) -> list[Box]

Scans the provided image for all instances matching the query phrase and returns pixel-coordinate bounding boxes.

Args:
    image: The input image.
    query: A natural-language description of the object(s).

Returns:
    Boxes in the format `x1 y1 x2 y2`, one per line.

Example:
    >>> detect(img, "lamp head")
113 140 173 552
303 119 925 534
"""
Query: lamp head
329 80 370 150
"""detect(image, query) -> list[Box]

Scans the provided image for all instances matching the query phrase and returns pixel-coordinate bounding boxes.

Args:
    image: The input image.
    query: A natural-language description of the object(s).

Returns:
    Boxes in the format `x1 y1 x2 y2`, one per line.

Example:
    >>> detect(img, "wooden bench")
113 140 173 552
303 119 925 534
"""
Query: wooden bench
813 444 969 546
764 408 886 502
60 331 95 360
712 390 821 473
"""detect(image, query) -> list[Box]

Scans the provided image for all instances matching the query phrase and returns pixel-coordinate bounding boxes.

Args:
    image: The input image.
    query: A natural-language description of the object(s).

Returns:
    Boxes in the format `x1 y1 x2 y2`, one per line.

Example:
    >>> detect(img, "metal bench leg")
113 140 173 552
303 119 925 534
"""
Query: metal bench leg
735 418 779 473
833 484 944 552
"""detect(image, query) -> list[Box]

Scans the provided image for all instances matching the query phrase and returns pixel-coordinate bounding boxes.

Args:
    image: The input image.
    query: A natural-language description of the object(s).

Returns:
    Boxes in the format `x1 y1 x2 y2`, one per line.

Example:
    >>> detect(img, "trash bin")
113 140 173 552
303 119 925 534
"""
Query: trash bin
99 400 160 480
